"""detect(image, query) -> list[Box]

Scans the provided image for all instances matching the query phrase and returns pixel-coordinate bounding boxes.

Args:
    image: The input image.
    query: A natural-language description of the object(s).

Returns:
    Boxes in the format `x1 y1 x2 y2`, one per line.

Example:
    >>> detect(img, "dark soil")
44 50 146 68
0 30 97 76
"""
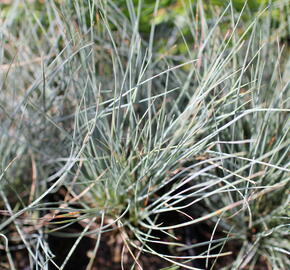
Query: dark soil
45 207 234 270
1 183 267 270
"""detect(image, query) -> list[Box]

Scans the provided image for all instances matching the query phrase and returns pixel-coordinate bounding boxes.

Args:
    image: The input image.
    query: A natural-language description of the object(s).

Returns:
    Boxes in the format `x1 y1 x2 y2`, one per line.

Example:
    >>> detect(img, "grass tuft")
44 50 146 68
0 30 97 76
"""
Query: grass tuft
0 0 289 269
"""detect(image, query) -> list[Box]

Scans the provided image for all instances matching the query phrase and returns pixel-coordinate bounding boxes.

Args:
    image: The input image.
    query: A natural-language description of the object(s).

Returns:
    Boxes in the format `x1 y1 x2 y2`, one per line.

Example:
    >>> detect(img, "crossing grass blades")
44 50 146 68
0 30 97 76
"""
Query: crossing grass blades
0 0 289 269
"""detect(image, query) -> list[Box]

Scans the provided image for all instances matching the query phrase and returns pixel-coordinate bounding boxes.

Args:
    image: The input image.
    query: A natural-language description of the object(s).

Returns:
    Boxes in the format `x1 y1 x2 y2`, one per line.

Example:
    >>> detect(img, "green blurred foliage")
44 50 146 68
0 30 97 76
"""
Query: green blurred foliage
0 0 283 32
115 0 277 31
0 0 287 56
113 0 288 59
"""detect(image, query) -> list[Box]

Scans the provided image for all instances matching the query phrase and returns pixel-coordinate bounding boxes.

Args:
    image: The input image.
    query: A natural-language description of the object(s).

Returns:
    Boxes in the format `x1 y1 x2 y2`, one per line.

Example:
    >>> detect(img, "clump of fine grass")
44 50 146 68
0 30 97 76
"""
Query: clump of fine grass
0 0 289 269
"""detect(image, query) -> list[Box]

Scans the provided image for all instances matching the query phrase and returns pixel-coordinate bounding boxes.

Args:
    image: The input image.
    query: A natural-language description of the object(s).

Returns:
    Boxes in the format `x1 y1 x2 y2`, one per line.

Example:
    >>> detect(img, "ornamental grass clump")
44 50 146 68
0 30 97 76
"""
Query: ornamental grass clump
0 0 289 269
